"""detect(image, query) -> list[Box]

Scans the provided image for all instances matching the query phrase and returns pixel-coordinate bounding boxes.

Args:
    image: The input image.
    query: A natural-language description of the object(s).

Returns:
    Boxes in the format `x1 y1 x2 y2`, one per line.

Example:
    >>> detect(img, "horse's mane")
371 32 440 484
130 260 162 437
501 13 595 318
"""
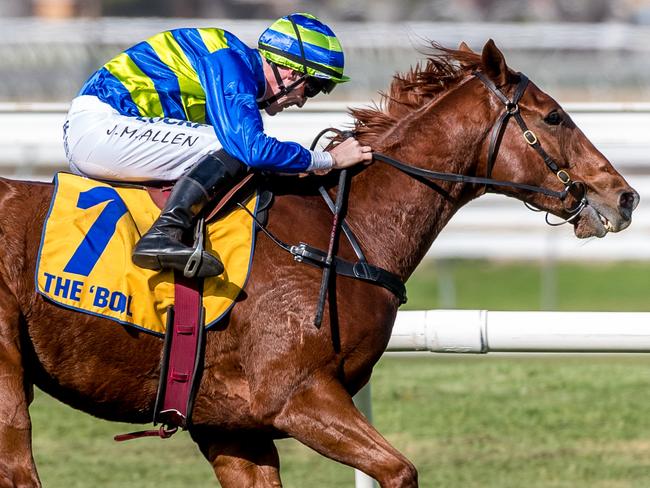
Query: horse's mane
350 43 482 144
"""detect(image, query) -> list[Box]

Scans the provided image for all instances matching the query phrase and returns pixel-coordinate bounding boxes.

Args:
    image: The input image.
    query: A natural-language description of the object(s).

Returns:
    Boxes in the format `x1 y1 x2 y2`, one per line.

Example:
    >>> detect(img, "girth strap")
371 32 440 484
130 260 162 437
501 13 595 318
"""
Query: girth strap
153 273 205 431
290 242 407 304
115 273 205 442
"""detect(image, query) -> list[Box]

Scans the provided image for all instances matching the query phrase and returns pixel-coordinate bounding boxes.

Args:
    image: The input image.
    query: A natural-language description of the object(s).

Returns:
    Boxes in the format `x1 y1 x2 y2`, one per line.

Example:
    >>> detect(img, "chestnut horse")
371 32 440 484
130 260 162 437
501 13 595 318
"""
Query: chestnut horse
0 40 638 487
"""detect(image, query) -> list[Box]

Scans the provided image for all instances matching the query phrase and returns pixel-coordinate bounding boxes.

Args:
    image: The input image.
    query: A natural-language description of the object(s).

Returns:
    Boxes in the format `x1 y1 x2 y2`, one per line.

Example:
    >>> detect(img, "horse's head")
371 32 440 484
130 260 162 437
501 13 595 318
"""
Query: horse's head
474 40 639 238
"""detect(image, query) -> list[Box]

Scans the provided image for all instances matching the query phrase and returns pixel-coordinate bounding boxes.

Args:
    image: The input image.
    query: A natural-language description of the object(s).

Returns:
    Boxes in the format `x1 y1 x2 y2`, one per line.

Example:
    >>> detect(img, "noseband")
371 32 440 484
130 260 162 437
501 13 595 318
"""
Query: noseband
371 71 588 225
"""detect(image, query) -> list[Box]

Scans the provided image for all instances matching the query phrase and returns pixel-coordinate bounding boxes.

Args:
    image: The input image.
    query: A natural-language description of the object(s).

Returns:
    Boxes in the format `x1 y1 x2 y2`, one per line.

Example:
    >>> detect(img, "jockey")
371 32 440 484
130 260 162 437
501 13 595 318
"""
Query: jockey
63 13 372 278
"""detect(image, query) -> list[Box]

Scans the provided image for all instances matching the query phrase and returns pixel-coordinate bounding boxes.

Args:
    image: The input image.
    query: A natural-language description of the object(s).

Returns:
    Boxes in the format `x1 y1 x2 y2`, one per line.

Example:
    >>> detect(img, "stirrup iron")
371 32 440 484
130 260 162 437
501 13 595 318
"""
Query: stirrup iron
184 217 205 278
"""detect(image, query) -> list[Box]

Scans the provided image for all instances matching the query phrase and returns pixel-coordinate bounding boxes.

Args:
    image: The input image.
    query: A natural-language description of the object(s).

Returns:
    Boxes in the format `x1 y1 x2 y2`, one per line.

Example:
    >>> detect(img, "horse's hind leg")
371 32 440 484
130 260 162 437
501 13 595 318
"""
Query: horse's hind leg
270 375 417 488
192 430 282 487
0 280 40 488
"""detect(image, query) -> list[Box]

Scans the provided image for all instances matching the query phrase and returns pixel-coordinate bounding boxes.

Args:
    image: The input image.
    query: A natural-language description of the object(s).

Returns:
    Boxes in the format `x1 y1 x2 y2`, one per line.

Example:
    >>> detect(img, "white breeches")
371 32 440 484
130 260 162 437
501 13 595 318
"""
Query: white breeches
63 95 222 182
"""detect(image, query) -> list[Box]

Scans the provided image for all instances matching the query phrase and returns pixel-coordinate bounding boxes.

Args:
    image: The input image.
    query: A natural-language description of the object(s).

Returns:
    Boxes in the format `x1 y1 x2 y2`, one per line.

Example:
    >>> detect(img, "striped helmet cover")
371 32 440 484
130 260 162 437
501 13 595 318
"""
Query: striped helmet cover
258 13 349 83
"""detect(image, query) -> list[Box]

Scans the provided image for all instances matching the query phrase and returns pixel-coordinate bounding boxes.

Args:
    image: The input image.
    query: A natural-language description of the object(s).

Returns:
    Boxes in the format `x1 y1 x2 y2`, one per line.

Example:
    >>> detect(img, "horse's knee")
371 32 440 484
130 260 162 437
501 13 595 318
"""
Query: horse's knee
214 457 280 488
0 364 31 430
397 461 418 487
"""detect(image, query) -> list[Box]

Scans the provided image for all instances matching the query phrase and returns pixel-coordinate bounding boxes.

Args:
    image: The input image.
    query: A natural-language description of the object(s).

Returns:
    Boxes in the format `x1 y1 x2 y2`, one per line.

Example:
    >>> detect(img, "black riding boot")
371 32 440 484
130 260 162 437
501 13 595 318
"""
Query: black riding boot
132 152 246 278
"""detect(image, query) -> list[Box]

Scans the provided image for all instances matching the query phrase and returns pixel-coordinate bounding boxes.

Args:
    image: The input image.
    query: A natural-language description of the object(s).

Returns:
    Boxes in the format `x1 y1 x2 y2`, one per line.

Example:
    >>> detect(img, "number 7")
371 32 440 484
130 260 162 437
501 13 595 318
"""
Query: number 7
64 187 129 277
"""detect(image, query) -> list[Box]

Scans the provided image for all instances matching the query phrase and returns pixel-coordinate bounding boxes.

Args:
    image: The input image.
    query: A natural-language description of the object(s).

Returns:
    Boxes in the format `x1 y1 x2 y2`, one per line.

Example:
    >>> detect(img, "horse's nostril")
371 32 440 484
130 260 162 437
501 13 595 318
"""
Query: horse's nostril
619 191 638 217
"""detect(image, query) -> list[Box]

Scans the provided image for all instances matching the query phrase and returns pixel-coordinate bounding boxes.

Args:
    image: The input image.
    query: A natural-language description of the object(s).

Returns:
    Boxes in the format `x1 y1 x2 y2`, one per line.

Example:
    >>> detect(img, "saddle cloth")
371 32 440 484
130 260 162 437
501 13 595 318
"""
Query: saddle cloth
36 172 258 335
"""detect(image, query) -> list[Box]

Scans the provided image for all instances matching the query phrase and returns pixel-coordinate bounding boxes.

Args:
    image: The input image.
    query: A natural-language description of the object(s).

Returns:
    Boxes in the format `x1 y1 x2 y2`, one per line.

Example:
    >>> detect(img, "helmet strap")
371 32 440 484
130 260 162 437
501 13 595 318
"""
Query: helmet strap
257 61 306 110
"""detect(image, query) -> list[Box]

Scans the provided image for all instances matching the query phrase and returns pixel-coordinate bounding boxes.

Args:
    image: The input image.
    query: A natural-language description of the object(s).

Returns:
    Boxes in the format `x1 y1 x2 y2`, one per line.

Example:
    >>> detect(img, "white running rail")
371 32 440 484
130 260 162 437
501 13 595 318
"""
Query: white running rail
389 310 650 353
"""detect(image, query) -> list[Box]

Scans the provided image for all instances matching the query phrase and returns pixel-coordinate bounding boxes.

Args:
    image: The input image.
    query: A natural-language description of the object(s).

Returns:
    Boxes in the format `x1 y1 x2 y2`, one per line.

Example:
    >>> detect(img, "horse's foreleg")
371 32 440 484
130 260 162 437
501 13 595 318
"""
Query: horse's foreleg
271 375 417 488
0 282 40 488
191 430 282 487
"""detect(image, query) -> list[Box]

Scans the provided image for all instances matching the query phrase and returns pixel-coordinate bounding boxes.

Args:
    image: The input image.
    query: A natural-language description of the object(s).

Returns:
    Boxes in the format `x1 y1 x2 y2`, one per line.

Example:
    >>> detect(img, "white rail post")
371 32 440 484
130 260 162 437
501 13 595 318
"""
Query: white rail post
352 382 379 488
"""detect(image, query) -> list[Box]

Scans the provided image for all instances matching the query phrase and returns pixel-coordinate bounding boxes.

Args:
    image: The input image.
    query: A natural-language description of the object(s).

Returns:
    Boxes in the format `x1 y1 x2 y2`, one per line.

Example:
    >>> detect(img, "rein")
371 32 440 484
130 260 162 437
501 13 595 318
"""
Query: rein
371 152 566 200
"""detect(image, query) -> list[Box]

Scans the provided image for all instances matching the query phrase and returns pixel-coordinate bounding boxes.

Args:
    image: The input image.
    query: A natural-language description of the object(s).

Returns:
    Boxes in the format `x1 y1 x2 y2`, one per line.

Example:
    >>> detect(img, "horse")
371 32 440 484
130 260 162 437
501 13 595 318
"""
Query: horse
0 40 638 488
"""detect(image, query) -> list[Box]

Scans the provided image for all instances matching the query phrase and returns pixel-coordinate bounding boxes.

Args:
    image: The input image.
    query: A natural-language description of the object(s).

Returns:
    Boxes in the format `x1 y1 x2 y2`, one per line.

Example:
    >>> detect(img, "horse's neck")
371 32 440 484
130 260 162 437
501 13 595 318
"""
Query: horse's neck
346 92 487 281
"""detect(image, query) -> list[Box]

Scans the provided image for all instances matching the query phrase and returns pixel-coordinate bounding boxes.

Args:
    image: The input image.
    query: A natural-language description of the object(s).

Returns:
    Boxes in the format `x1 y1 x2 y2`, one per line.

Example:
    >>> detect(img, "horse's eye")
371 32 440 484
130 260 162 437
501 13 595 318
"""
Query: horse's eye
544 110 562 126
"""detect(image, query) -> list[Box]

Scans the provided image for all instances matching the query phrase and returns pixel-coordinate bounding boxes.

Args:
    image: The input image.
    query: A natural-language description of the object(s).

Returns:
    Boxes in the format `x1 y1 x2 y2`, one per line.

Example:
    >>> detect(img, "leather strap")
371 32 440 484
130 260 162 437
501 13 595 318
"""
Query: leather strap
372 152 566 200
115 256 206 443
318 185 366 261
114 425 178 442
235 194 408 304
290 242 407 304
474 72 565 178
205 173 255 221
154 272 205 430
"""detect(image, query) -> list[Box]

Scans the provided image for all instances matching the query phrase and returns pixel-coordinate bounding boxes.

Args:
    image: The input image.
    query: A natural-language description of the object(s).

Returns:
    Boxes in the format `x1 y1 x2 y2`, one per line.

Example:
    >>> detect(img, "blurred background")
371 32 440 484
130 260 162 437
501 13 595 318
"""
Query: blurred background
2 0 650 101
2 1 650 487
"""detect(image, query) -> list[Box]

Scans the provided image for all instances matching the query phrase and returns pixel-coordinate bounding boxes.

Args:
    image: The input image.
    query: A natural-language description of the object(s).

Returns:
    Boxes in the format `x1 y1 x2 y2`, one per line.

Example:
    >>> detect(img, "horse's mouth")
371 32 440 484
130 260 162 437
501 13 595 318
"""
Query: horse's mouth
573 203 629 238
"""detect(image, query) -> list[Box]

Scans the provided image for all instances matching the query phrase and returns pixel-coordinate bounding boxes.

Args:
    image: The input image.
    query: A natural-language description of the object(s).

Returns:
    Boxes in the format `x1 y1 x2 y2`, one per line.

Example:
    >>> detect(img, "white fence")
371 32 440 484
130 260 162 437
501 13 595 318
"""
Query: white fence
389 309 650 353
1 102 648 261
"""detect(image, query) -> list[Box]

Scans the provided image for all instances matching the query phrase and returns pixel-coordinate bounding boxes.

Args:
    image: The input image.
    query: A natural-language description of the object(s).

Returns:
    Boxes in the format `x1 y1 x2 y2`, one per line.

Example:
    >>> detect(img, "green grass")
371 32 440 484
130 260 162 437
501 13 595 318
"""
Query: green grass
30 260 650 487
405 260 650 311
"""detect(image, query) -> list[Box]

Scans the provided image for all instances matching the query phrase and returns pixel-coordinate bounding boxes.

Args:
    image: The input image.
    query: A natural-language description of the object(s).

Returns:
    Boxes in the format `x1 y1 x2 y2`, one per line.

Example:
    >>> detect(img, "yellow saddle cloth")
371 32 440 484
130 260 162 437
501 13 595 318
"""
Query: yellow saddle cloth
36 172 258 335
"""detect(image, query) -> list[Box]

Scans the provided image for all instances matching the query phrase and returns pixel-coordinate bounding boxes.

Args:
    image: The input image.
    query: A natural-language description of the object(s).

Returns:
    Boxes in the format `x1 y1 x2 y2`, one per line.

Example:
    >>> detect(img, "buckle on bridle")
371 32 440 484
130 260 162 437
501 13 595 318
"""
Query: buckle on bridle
523 130 537 145
556 170 571 185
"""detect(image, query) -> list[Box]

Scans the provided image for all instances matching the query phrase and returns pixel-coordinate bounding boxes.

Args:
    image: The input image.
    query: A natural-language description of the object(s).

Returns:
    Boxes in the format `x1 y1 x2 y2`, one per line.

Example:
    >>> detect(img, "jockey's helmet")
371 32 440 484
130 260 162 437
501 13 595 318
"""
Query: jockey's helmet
258 13 348 96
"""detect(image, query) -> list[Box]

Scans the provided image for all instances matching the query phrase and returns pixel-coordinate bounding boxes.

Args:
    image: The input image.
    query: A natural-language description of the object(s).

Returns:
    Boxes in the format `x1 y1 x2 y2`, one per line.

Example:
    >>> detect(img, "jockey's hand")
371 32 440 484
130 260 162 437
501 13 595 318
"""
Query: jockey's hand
329 137 373 169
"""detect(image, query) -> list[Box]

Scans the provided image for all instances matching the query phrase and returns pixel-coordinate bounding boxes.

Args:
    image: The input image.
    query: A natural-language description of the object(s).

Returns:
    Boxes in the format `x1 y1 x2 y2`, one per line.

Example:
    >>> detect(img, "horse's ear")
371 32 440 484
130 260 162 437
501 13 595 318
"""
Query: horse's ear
458 41 475 54
481 39 511 87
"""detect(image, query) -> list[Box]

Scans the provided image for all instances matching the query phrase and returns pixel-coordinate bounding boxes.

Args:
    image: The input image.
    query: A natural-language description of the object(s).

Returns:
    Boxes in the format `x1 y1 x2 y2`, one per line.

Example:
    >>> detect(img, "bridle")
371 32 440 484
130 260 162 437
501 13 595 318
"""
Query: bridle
372 71 589 226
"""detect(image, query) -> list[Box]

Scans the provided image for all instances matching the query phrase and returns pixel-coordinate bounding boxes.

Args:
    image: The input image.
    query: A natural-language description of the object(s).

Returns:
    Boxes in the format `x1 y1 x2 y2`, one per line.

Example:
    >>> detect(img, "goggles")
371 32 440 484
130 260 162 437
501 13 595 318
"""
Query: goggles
303 77 337 98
